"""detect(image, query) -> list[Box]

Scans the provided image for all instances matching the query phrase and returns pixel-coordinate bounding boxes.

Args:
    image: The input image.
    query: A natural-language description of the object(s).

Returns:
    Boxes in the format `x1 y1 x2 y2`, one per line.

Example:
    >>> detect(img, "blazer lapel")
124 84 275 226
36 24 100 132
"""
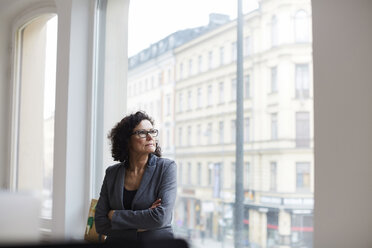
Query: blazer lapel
113 163 125 210
131 156 156 209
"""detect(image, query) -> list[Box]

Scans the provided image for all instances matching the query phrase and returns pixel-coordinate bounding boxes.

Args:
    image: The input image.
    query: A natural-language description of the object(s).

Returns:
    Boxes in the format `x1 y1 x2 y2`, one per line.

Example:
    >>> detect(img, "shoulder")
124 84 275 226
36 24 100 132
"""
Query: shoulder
105 162 123 175
149 155 177 171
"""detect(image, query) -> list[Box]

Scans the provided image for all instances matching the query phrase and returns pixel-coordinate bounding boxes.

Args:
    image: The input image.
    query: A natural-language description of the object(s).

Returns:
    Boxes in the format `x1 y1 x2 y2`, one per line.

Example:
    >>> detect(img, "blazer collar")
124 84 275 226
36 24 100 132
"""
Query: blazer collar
118 154 158 209
131 154 157 208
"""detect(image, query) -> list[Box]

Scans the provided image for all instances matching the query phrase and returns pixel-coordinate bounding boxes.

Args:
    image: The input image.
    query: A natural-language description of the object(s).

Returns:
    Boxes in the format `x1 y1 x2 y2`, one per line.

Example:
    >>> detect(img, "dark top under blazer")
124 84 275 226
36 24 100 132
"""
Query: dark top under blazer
95 154 177 239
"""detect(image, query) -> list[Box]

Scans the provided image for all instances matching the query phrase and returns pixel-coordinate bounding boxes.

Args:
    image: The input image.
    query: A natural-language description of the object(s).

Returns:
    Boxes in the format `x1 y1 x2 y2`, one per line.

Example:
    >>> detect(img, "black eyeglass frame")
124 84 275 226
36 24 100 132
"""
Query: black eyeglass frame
131 129 159 138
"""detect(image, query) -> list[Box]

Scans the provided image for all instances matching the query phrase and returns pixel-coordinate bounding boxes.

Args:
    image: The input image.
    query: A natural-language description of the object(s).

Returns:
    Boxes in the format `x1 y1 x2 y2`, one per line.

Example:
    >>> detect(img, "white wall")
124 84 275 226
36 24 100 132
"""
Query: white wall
313 0 372 247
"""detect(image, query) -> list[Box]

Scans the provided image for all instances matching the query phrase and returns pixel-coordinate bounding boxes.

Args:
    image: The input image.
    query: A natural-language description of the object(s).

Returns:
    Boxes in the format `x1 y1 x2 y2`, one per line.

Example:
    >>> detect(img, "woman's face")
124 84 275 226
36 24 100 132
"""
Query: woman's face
129 119 157 156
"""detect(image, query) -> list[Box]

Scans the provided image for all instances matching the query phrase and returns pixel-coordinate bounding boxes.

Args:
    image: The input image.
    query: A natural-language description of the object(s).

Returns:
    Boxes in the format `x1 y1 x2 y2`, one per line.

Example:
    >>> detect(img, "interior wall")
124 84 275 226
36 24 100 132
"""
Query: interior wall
313 0 372 247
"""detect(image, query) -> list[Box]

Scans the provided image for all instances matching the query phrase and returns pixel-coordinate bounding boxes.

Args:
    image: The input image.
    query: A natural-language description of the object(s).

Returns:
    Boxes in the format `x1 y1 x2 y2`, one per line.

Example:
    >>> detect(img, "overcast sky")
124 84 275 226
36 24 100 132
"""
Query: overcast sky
127 0 258 57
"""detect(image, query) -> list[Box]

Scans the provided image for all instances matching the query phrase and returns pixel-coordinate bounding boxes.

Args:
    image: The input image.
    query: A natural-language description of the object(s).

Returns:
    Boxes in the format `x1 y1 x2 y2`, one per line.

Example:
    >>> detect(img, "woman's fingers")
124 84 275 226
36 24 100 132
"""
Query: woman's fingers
150 198 162 209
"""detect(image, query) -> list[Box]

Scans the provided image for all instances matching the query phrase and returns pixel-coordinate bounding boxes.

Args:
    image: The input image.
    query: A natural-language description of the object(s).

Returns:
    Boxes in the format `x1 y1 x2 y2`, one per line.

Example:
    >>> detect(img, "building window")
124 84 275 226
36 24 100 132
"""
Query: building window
187 162 192 185
207 123 213 144
198 55 203 73
208 51 213 70
231 78 237 101
178 127 183 146
213 163 223 198
187 90 192 110
220 46 224 66
231 162 236 189
218 82 224 104
207 85 213 106
244 74 250 98
180 62 184 79
271 67 278 93
271 15 278 47
271 113 278 140
270 162 277 191
166 94 171 116
296 112 310 147
296 162 311 191
197 163 202 186
244 117 250 142
219 121 224 144
231 119 236 143
178 92 183 112
166 128 170 149
244 162 251 189
188 59 193 76
231 41 237 62
197 124 201 145
295 64 310 98
244 36 251 56
294 10 310 43
197 87 202 108
208 163 213 186
187 125 192 146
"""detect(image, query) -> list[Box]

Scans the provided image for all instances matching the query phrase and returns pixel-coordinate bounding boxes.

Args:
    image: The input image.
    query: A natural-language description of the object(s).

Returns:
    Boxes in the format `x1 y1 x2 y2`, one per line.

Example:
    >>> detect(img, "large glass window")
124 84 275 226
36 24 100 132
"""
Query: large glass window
12 14 58 220
127 1 313 247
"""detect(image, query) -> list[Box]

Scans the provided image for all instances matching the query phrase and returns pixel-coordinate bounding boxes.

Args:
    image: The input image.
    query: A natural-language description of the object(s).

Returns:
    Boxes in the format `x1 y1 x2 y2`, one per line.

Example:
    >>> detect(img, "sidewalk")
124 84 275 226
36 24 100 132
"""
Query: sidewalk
186 237 235 248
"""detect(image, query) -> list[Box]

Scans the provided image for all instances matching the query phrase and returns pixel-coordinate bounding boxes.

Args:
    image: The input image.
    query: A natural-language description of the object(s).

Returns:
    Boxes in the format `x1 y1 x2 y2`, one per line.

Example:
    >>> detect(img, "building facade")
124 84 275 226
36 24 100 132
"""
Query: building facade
128 0 313 247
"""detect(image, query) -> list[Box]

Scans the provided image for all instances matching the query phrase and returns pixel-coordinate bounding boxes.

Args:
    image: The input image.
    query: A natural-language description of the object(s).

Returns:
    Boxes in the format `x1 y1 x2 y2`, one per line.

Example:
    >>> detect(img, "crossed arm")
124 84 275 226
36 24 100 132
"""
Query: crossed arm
95 163 177 235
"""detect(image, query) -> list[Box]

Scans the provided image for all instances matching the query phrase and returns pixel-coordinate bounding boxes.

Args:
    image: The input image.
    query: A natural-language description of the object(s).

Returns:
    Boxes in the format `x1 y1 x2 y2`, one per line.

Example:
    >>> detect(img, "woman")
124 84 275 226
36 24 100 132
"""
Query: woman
95 111 177 242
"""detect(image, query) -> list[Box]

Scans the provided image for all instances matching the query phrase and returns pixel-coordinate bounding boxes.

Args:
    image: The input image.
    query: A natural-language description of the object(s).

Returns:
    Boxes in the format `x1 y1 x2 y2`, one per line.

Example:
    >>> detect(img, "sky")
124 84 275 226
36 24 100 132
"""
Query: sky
127 0 258 57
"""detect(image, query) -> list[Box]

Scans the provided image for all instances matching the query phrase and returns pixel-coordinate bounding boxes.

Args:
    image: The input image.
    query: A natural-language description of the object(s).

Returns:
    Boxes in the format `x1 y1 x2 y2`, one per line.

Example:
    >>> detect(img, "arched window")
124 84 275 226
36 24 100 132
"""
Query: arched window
294 10 310 42
11 14 57 219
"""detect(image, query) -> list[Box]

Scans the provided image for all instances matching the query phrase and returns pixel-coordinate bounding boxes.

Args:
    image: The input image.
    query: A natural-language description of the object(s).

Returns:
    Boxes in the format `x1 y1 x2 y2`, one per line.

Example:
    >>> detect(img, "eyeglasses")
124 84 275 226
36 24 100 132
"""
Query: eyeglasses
131 129 159 138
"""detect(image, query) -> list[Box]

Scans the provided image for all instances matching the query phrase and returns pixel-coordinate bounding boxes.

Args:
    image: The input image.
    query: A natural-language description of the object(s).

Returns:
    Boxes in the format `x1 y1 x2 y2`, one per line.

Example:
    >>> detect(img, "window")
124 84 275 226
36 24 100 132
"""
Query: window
166 94 171 116
244 36 251 56
178 127 183 146
231 119 236 143
271 15 278 47
231 41 237 62
296 112 310 147
296 162 310 191
187 162 192 185
270 162 277 191
244 162 251 189
219 82 224 103
244 75 250 98
244 117 250 142
231 162 236 189
231 78 237 101
207 123 213 144
166 128 170 149
271 67 278 93
271 113 278 140
213 163 223 198
207 85 213 106
180 62 184 79
178 92 183 112
197 124 201 145
179 162 183 185
208 51 213 69
187 125 192 146
197 163 202 186
294 10 310 43
187 90 192 110
295 64 310 98
188 59 193 76
208 163 213 186
12 14 58 219
197 87 202 108
220 46 224 65
219 121 224 144
198 55 203 73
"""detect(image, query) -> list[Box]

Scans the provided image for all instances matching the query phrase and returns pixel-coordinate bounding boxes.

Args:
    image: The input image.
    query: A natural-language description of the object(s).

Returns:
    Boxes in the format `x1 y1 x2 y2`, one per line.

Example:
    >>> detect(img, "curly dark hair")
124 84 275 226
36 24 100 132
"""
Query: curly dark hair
108 111 162 162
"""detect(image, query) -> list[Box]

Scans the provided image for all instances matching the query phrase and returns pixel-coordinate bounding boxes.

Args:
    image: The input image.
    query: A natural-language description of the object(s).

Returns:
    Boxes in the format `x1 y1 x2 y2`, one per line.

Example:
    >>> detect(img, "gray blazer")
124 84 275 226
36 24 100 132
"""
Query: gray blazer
95 154 177 240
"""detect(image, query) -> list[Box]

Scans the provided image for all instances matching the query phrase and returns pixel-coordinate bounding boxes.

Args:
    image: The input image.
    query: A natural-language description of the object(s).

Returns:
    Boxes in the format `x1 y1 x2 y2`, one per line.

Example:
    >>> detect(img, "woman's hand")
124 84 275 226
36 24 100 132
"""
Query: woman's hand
108 210 115 220
150 198 161 209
